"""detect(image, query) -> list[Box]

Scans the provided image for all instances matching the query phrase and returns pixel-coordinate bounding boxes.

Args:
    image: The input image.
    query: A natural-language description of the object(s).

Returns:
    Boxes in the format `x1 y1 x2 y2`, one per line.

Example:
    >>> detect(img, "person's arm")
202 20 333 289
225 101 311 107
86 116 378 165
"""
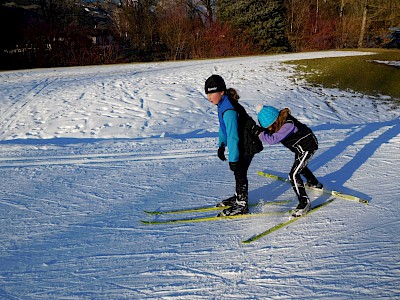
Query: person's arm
223 110 239 162
218 127 227 147
259 123 296 145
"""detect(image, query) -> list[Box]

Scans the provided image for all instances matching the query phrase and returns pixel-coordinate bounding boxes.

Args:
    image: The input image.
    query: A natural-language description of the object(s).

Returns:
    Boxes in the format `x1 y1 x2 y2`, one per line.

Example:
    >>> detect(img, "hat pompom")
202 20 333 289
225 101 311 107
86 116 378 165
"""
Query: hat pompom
255 104 263 114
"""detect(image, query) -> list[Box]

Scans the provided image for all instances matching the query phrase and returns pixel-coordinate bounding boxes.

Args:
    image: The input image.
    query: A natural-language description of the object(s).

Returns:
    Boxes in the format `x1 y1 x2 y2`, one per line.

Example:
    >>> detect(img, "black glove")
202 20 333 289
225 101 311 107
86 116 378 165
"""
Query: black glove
245 120 263 137
249 124 263 136
229 162 238 172
217 143 226 161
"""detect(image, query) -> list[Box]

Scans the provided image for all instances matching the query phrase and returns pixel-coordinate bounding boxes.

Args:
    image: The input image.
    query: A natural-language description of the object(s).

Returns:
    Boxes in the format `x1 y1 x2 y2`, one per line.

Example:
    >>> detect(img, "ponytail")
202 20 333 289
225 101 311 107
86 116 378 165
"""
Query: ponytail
226 88 240 102
269 108 291 133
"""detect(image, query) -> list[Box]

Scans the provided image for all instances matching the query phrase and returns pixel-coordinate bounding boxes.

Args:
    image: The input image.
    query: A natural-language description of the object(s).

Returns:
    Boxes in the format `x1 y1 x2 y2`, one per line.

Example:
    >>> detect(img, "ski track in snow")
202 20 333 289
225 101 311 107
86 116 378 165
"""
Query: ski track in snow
0 51 400 299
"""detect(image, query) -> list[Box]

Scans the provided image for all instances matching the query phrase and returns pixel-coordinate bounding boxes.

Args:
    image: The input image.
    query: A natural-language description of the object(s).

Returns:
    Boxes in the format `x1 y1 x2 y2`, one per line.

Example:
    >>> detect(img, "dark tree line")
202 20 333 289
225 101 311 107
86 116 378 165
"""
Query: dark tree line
1 0 399 70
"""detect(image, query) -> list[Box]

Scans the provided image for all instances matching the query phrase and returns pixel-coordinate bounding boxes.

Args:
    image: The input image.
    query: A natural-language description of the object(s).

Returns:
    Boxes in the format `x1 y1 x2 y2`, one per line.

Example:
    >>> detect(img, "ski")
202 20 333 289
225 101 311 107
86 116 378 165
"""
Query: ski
141 210 293 225
257 171 369 204
144 200 291 215
242 199 335 244
144 205 224 215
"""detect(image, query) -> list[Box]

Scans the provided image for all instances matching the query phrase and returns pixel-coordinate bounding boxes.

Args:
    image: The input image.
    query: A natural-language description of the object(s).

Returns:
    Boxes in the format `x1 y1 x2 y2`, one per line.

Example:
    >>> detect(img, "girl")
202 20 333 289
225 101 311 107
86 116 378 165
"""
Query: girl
205 75 260 216
255 105 323 217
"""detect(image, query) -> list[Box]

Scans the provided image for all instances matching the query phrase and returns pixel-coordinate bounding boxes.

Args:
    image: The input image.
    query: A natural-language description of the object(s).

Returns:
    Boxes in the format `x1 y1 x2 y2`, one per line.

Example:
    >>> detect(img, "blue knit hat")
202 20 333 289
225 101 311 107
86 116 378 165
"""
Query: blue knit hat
257 105 279 128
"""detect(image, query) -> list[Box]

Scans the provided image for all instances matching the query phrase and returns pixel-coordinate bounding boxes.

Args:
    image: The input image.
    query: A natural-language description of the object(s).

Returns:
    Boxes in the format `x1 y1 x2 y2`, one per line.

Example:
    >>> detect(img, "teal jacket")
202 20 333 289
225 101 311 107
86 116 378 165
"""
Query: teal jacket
218 95 239 163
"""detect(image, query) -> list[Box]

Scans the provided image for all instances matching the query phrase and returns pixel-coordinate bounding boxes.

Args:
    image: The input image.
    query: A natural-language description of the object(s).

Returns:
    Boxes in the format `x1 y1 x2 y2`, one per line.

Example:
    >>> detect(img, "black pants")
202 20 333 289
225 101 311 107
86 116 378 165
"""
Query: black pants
234 155 253 200
289 150 318 201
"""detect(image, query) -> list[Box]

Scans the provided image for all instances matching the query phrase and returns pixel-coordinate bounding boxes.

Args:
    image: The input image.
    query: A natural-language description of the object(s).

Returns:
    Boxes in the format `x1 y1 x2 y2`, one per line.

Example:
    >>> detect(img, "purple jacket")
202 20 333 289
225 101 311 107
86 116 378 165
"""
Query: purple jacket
259 115 318 153
259 123 296 145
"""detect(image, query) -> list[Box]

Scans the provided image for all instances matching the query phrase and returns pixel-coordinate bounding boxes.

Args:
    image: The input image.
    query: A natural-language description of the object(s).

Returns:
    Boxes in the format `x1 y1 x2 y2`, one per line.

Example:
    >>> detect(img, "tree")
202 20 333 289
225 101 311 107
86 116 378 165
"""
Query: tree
158 2 193 60
358 0 368 47
35 0 77 25
218 0 290 53
361 0 400 47
340 0 400 48
185 0 216 25
119 0 160 60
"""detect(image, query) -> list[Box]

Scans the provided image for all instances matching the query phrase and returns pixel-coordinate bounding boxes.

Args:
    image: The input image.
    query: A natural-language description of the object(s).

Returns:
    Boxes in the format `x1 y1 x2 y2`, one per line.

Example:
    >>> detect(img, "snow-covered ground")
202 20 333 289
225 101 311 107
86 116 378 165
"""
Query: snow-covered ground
0 51 399 299
371 60 400 68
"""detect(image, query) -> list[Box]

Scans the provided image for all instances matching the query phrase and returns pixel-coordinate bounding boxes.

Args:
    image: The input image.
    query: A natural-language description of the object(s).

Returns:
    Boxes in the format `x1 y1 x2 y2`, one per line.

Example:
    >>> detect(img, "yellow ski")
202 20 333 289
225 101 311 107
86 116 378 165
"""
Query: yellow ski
257 171 369 204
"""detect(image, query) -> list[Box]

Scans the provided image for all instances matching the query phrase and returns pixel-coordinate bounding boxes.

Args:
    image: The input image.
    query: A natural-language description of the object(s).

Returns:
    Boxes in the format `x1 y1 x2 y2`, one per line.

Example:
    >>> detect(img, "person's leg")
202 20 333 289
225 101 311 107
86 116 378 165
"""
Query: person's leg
234 155 253 202
289 151 315 216
219 156 253 216
300 166 318 185
299 150 323 188
289 151 312 201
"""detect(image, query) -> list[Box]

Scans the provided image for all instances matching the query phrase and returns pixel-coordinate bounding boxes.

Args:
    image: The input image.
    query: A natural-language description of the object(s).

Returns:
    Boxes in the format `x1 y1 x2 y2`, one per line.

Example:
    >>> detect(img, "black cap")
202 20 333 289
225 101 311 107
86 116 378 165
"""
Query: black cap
205 75 226 94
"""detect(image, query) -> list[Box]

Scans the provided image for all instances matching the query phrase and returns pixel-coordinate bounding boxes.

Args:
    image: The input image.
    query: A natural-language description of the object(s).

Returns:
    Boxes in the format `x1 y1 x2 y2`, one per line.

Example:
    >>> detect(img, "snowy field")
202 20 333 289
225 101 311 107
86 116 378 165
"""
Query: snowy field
0 51 399 299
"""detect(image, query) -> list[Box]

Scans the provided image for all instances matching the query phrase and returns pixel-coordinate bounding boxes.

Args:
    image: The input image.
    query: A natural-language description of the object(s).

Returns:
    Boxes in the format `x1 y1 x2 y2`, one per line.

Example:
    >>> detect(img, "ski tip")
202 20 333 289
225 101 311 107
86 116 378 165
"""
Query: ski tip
241 237 255 244
140 220 156 224
143 210 162 215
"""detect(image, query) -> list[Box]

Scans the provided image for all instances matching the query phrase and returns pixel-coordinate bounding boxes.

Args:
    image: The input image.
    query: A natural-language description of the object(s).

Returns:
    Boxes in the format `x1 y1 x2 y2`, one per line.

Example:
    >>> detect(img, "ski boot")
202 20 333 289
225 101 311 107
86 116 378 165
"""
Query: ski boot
306 181 323 189
216 194 237 207
218 200 248 217
218 193 248 216
292 196 310 217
